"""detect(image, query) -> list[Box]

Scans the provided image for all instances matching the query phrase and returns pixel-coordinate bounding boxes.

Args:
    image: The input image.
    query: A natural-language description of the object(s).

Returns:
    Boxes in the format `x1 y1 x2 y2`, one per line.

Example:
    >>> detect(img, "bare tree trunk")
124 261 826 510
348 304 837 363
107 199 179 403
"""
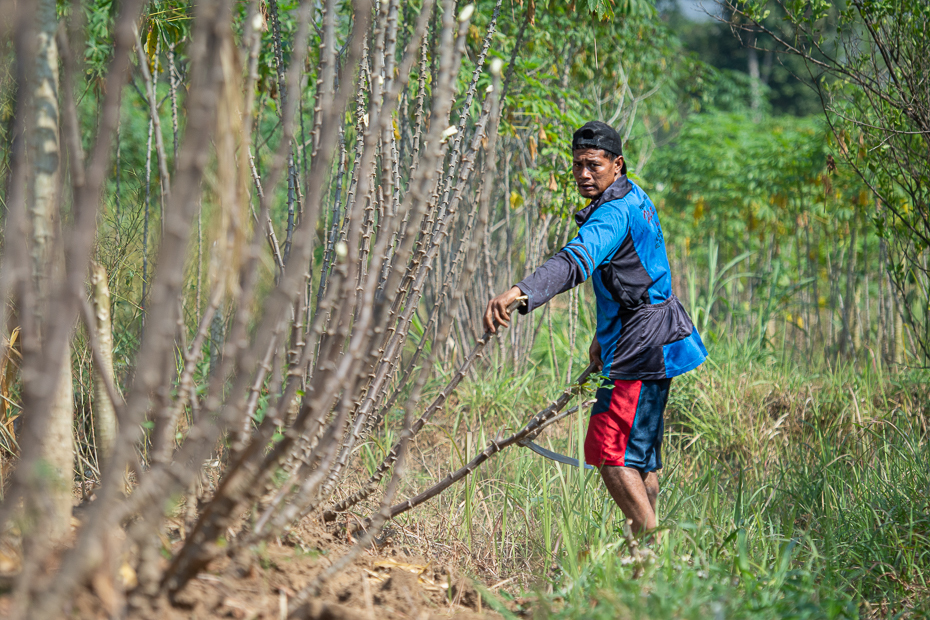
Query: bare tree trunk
141 117 153 324
747 33 761 120
839 221 858 357
90 262 118 463
27 0 74 541
853 286 862 352
894 295 905 365
884 246 896 365
0 0 545 611
878 239 887 361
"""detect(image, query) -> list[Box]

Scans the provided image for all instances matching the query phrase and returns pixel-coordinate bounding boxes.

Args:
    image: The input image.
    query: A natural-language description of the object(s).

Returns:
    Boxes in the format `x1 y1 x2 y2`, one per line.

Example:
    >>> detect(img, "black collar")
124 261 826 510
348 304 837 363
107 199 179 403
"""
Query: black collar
574 175 633 227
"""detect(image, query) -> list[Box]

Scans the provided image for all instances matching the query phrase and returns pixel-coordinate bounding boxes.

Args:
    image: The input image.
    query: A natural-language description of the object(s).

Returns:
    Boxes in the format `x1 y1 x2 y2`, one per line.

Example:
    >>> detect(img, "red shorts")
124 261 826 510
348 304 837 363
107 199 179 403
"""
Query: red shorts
584 378 671 472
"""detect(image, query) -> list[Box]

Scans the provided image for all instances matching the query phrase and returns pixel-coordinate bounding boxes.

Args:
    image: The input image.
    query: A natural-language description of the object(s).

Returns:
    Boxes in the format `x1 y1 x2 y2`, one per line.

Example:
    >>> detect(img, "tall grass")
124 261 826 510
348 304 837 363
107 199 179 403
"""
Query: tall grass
533 353 929 619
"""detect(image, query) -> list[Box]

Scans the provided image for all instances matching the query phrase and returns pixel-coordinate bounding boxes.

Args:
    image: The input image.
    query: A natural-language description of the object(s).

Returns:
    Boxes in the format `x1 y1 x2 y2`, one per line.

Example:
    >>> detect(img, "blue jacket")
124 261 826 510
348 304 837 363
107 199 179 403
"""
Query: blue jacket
516 175 707 380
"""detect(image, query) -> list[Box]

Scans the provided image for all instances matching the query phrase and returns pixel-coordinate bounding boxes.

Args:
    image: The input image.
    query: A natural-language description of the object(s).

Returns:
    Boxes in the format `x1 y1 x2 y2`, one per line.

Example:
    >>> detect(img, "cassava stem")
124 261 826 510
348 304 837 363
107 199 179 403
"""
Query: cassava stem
323 297 525 521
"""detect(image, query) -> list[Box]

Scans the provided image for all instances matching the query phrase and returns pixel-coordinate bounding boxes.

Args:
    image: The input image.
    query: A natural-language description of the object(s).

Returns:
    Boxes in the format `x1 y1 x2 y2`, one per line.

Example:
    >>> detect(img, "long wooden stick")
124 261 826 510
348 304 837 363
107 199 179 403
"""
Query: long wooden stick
387 362 597 521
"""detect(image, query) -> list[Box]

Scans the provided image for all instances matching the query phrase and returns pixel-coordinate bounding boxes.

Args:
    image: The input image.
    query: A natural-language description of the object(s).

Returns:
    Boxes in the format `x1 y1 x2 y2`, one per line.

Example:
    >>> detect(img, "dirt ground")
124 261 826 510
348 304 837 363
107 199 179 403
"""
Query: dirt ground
0 507 527 620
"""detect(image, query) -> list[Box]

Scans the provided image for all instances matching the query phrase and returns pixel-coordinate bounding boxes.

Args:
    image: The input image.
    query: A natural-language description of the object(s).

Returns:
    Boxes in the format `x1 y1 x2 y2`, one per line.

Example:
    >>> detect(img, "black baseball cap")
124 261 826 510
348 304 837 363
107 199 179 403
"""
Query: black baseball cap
572 121 626 175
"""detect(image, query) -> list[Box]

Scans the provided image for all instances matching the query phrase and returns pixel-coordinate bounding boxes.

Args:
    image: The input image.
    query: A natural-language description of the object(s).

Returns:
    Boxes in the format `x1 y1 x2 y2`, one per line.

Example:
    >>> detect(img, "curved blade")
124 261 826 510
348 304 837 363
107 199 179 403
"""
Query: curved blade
520 440 595 470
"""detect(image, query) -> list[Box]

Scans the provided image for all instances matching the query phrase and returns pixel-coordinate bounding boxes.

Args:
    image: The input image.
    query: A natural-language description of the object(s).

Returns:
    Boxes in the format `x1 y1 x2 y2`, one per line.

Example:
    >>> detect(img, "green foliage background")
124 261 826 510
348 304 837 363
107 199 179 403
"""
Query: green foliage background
1 0 928 616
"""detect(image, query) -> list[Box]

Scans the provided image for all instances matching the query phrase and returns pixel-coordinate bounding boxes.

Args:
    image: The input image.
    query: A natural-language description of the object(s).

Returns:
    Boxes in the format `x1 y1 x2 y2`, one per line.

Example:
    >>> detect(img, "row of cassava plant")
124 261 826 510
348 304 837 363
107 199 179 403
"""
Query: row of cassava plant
719 0 930 367
651 111 928 369
0 0 546 616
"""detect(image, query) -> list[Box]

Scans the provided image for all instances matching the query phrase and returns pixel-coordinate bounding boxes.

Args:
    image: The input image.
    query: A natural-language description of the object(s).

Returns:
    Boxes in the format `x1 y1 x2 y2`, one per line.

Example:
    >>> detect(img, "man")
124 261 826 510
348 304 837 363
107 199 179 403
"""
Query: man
484 121 707 538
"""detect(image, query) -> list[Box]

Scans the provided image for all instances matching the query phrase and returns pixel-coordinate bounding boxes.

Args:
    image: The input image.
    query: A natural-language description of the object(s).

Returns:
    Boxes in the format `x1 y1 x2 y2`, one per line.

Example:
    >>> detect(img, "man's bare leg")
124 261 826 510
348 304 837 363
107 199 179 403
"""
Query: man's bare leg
600 466 657 535
643 470 658 514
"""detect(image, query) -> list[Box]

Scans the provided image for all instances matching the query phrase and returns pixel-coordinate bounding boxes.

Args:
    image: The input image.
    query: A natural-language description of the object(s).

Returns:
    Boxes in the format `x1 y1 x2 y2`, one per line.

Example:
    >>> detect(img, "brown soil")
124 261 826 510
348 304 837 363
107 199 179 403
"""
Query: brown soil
41 514 521 620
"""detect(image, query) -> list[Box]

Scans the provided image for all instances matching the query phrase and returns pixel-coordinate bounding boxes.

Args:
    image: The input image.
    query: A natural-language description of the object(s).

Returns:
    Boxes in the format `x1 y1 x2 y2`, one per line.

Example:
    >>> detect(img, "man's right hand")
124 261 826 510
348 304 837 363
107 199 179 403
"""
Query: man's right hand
589 338 603 372
484 286 524 334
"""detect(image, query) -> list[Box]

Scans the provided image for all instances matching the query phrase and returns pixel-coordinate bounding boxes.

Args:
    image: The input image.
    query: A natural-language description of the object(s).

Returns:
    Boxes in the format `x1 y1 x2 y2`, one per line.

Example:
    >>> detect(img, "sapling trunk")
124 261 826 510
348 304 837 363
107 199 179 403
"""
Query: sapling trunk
315 0 469 499
134 27 171 215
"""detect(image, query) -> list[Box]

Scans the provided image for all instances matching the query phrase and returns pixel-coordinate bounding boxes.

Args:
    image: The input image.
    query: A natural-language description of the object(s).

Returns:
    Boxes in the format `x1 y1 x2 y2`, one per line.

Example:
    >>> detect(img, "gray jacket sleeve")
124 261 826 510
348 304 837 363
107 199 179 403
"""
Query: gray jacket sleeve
515 248 588 314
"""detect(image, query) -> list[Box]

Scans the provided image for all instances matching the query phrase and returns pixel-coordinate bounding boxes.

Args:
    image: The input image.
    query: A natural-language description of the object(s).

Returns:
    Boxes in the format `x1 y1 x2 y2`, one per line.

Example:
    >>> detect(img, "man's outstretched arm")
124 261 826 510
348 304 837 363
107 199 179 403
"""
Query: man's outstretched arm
484 201 629 332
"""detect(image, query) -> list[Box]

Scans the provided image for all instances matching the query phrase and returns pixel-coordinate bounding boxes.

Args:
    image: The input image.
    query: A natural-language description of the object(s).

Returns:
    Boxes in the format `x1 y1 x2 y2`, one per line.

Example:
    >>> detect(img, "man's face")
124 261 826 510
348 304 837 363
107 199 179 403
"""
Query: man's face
572 148 624 199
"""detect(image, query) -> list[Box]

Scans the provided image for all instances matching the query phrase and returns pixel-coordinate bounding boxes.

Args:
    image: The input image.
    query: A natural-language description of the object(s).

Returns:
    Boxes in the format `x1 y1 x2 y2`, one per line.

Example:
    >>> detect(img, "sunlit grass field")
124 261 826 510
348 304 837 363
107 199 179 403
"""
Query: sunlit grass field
352 299 930 619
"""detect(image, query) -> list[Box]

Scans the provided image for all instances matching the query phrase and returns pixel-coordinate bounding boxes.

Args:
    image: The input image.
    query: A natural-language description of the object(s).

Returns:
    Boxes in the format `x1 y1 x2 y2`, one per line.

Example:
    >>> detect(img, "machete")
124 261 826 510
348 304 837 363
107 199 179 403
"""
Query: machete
516 397 597 470
518 439 595 469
